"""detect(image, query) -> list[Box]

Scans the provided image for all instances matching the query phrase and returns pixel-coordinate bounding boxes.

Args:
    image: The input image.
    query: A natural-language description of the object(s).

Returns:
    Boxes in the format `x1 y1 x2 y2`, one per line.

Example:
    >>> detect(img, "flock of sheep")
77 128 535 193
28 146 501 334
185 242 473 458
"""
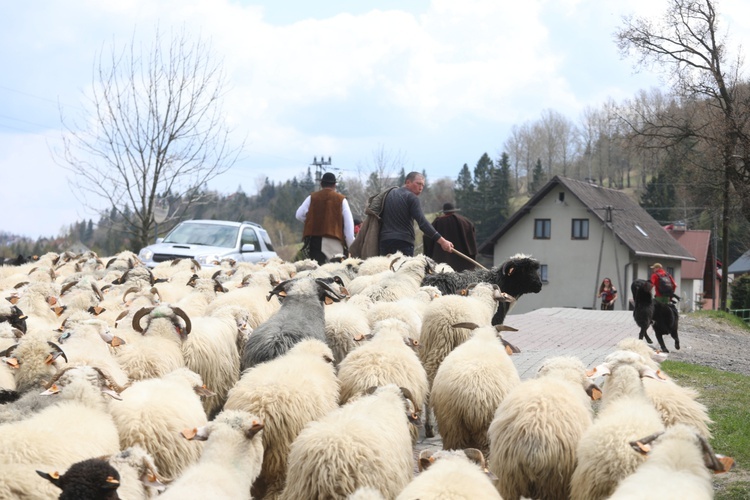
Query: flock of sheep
0 249 734 499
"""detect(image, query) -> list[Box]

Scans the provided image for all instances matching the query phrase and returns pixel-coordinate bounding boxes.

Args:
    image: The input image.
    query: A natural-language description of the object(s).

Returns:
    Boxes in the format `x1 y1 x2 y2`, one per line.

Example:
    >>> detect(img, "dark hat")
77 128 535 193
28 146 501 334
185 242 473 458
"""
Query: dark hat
320 172 337 185
442 202 460 213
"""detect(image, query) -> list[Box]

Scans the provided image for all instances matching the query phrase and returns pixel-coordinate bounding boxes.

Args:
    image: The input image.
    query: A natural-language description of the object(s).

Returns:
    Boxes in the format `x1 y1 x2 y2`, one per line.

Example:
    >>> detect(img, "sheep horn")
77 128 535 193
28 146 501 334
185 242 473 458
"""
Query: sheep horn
11 327 24 339
46 341 67 363
494 324 519 332
246 420 264 440
91 366 127 395
105 257 117 268
112 270 129 285
186 274 199 287
0 343 19 357
44 366 77 389
211 270 222 280
91 284 104 301
60 280 78 296
267 279 293 301
190 259 202 272
462 448 487 468
13 281 29 289
213 279 228 293
315 278 346 303
171 307 192 335
150 287 161 303
629 431 665 455
132 307 154 333
501 338 521 355
122 286 141 303
452 322 479 330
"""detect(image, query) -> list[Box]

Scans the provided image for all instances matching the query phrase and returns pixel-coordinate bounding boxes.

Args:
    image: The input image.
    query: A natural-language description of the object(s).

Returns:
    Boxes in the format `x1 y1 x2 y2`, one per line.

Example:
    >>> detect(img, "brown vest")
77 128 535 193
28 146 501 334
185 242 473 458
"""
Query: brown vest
303 188 346 242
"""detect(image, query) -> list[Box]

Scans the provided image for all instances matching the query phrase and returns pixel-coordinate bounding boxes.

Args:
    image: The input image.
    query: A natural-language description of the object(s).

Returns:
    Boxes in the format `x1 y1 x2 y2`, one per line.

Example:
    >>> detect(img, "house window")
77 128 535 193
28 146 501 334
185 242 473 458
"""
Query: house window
534 219 551 239
539 264 548 283
572 219 589 239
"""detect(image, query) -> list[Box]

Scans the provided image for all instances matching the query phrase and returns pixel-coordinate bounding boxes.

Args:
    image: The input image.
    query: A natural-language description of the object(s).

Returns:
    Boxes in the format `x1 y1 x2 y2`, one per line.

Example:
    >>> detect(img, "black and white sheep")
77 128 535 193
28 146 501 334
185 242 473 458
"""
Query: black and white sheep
240 277 346 371
36 458 121 500
421 253 543 325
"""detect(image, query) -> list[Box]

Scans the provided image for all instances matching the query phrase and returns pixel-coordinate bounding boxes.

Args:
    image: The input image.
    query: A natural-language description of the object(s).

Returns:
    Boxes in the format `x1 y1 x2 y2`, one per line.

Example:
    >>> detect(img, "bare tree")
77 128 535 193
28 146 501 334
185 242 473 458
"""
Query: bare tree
57 26 242 250
616 0 750 309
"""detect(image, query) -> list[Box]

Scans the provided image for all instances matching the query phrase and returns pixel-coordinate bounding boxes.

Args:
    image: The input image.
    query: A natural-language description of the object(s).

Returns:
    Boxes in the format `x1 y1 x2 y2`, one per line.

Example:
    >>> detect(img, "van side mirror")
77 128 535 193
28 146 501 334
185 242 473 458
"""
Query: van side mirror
241 243 256 253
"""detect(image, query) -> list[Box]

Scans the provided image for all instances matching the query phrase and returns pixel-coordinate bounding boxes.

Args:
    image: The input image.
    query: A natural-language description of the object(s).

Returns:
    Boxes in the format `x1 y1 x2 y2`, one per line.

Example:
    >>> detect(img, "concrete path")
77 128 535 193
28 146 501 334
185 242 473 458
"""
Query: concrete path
501 307 638 379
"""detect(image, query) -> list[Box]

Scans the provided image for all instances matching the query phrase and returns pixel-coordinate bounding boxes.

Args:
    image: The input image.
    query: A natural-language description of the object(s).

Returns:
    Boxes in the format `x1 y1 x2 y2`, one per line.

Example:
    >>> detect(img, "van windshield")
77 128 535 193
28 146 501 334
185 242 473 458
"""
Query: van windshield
163 223 239 248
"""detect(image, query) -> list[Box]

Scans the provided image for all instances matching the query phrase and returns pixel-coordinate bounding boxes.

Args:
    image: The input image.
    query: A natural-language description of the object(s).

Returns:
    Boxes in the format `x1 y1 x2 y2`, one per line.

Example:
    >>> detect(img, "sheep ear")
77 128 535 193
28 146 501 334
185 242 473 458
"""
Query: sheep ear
697 434 733 473
103 476 120 489
246 420 264 439
586 364 609 378
418 450 436 472
36 470 61 488
586 383 602 401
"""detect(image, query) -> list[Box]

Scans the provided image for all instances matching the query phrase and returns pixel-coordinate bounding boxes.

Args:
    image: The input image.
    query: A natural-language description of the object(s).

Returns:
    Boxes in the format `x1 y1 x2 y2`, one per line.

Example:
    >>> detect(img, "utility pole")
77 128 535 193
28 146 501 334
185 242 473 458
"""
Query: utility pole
311 156 332 183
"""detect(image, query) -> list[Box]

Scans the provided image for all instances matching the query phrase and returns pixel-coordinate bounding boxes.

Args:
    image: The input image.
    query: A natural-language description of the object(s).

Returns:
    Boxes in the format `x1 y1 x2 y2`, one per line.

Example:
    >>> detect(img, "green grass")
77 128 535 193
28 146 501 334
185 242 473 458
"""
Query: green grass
690 309 750 332
661 360 750 499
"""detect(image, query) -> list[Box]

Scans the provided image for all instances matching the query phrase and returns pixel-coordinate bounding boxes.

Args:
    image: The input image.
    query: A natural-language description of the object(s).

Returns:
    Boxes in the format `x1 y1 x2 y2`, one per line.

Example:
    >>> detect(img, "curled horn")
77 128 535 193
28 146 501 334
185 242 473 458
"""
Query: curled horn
122 286 141 303
452 322 479 330
91 283 104 302
105 257 117 269
11 327 24 339
13 281 29 289
213 279 228 293
150 287 161 303
190 259 202 272
112 270 129 285
171 307 192 335
389 257 401 271
211 270 222 280
147 268 156 285
46 341 68 363
60 280 79 296
629 431 665 455
132 307 155 333
315 278 346 303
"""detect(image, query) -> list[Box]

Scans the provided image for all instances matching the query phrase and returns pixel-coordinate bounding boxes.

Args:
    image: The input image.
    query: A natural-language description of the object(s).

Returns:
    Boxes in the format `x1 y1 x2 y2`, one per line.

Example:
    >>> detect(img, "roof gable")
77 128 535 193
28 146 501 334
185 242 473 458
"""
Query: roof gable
667 229 711 279
479 176 695 261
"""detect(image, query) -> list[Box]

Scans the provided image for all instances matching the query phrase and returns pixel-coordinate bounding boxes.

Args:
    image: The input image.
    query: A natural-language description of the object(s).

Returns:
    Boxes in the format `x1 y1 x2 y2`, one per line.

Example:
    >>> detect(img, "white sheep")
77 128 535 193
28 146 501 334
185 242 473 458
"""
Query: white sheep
366 285 442 340
224 338 339 499
1 335 68 394
182 304 246 418
338 318 426 406
418 282 512 437
324 293 373 364
114 304 191 381
488 355 599 500
109 367 209 480
608 423 733 500
570 350 666 500
397 449 501 500
358 255 434 303
158 410 265 500
431 323 521 455
0 365 121 469
280 384 419 500
616 337 713 438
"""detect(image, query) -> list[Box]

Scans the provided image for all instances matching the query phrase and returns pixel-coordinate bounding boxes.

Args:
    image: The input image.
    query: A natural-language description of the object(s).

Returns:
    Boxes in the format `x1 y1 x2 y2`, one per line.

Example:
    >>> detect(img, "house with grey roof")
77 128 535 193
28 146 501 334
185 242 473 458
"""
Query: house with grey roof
728 250 750 277
478 176 696 313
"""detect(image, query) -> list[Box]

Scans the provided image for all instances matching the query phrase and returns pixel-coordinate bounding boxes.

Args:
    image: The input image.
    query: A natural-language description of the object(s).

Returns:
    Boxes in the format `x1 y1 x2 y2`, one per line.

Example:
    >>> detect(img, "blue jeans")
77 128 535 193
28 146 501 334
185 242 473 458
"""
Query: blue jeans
379 239 414 257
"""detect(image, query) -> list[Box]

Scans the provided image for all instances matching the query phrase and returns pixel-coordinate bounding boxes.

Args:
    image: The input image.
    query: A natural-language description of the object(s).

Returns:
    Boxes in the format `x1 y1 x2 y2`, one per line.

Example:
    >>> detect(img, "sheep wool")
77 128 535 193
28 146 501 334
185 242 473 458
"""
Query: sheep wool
158 410 264 500
431 324 520 455
280 384 416 500
224 338 339 499
489 356 597 500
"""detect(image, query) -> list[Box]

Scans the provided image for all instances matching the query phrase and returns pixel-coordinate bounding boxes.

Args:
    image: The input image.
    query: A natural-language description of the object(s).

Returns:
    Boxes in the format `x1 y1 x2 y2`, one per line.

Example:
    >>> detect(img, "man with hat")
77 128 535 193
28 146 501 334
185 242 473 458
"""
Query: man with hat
649 262 677 304
424 202 477 271
296 172 355 265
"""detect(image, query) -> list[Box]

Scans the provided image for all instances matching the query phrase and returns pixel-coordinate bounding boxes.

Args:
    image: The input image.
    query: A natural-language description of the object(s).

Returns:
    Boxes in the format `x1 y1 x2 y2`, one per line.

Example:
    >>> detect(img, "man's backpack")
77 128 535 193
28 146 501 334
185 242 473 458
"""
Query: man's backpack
657 273 674 296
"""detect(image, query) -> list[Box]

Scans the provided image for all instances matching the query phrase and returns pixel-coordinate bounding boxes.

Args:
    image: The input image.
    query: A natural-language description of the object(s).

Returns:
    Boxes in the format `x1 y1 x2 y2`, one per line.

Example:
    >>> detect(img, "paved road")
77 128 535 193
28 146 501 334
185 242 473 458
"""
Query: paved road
501 307 638 379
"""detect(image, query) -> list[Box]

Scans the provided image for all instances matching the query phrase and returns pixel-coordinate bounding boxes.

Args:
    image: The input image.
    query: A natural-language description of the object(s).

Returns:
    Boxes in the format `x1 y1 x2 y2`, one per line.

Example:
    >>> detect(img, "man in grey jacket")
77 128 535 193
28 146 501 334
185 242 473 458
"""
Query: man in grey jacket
379 171 454 257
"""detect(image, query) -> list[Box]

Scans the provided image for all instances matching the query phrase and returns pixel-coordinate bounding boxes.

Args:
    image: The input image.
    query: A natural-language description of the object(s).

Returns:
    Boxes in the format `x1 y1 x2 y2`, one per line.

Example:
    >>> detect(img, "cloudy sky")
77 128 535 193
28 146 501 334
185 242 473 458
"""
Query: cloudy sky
1 0 748 239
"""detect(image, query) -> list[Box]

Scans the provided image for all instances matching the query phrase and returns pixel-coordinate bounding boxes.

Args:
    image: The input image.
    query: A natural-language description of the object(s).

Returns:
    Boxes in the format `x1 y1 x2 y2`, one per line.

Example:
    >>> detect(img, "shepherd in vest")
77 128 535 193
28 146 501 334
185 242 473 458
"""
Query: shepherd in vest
296 172 355 265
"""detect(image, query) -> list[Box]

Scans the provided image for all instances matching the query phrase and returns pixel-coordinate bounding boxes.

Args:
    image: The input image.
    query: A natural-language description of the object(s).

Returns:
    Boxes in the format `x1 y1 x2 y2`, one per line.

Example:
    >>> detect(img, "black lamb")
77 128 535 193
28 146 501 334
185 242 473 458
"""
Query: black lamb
37 458 121 500
631 278 680 353
421 253 543 325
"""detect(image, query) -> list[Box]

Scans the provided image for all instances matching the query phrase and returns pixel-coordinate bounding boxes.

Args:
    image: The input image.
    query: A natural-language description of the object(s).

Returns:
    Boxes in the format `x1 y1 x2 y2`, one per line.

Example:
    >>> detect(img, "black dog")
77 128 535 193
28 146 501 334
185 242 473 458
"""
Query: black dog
631 279 680 352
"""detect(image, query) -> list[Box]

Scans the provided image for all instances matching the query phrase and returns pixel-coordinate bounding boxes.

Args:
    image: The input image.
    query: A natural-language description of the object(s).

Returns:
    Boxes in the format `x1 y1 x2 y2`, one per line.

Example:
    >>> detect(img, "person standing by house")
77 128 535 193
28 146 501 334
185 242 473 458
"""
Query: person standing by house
378 171 454 257
296 172 355 265
424 202 477 271
650 263 677 304
598 277 618 310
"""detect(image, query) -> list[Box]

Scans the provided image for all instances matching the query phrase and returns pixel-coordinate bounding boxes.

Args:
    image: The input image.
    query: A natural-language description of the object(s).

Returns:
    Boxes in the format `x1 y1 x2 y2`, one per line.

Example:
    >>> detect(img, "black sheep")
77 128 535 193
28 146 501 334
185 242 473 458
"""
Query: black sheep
631 278 680 353
421 254 543 325
37 458 121 500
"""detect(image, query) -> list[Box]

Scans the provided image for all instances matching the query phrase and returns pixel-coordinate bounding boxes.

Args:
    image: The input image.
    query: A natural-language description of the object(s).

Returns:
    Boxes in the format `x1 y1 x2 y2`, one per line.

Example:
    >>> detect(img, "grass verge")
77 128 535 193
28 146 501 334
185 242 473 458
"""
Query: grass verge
662 360 750 499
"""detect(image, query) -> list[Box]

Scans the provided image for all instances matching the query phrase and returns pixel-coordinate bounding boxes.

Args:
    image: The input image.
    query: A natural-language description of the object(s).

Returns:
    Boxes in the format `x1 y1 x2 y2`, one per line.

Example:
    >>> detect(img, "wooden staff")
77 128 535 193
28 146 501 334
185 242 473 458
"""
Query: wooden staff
451 249 488 270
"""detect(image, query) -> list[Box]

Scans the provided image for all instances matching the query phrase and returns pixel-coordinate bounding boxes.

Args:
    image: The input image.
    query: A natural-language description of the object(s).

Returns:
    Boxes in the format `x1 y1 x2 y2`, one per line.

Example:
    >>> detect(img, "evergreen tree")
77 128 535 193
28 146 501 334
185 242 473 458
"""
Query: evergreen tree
454 163 474 215
640 171 676 224
397 168 406 186
529 159 546 195
471 153 495 242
